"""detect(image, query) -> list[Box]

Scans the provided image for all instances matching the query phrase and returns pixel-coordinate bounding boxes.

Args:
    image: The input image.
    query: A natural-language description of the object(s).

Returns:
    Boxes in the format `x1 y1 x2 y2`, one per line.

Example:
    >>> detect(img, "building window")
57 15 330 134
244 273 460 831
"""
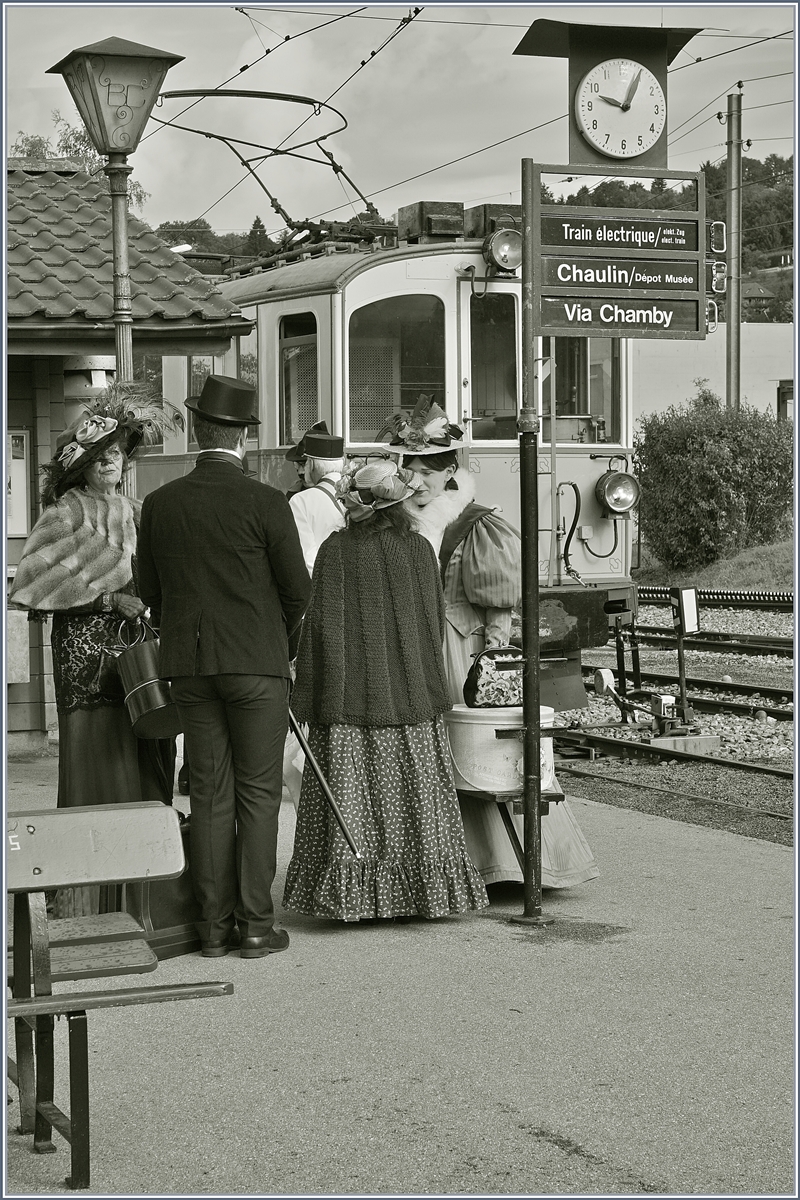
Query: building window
541 337 621 445
469 293 517 439
348 295 445 442
280 313 318 446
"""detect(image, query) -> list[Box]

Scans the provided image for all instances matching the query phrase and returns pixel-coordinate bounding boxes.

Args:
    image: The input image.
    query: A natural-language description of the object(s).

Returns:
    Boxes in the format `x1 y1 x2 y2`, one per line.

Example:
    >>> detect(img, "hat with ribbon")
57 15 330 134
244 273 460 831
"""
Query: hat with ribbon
40 381 184 507
376 394 463 456
285 420 329 462
185 374 260 426
338 459 422 523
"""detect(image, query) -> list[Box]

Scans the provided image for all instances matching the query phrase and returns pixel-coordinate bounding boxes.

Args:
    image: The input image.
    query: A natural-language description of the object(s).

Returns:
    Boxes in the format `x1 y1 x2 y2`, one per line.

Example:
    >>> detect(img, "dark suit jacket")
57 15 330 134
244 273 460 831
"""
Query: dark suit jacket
137 455 312 679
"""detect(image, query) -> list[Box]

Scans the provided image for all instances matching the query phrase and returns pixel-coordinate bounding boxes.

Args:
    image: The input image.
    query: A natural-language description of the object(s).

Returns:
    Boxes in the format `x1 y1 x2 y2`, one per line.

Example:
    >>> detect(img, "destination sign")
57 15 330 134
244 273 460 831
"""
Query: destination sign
541 214 699 253
542 256 700 291
541 296 700 334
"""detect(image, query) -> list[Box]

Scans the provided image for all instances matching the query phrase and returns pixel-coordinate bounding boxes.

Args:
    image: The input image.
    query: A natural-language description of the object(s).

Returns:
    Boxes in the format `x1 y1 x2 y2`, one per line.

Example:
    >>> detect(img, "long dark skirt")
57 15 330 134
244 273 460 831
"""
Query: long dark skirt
283 717 488 922
57 705 175 809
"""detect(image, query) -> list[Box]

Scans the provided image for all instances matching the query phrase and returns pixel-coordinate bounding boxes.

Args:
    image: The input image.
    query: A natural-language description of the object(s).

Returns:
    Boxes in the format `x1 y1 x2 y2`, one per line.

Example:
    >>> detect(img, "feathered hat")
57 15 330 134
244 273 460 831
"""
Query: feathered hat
337 458 422 523
40 381 185 507
376 394 463 456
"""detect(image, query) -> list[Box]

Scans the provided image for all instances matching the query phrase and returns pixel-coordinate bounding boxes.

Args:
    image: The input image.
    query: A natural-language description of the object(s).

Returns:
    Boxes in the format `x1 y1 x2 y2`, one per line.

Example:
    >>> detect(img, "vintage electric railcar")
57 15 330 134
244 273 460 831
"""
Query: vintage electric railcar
145 200 642 709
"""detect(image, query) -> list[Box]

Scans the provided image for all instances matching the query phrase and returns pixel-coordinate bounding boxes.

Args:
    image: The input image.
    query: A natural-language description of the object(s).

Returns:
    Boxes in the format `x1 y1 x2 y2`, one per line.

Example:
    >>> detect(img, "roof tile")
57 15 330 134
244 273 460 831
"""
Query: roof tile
8 162 245 329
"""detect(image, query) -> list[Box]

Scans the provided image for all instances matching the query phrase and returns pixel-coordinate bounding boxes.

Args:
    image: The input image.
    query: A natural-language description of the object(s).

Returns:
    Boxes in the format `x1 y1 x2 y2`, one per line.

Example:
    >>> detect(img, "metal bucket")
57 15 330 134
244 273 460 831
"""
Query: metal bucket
117 636 182 740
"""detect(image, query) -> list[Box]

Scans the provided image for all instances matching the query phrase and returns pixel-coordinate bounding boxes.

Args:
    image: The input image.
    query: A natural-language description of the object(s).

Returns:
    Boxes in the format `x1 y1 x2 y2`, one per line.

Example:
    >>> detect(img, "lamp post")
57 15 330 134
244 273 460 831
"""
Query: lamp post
47 37 184 383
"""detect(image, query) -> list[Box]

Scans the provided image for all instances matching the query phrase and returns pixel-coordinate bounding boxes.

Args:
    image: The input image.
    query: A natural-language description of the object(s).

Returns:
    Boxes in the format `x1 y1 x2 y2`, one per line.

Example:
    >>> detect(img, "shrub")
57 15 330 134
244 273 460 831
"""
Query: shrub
633 380 793 570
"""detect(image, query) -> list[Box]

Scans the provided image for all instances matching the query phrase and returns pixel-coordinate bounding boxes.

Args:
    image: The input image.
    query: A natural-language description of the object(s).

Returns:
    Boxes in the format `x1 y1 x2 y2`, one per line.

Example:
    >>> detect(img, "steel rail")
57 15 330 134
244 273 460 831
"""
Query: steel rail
553 728 794 778
582 665 794 720
637 586 794 611
631 628 793 658
556 764 792 821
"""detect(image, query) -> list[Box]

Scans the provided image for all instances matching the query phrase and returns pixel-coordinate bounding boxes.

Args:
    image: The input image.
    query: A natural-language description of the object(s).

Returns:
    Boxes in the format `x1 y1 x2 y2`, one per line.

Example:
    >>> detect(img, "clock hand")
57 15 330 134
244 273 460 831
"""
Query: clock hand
621 68 642 111
598 94 623 107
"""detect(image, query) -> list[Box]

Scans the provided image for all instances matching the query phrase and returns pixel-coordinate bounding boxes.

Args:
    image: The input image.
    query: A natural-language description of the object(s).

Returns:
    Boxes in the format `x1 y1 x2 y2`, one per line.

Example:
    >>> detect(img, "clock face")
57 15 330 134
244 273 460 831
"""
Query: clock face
575 58 666 159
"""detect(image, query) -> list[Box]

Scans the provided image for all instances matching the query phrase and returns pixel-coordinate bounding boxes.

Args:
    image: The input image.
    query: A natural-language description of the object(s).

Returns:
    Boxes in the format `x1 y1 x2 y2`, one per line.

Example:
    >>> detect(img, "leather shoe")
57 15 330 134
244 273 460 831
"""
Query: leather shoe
200 928 241 957
239 929 290 958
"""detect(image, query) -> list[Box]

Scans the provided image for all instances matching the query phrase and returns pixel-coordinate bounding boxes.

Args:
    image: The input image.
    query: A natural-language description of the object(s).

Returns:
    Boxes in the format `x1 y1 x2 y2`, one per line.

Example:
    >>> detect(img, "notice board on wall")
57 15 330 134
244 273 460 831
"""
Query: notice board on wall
7 429 30 538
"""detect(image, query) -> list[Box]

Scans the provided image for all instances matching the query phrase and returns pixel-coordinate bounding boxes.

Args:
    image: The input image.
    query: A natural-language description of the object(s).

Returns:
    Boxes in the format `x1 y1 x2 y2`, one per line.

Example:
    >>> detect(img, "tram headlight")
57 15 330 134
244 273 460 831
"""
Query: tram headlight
482 227 522 273
595 471 640 519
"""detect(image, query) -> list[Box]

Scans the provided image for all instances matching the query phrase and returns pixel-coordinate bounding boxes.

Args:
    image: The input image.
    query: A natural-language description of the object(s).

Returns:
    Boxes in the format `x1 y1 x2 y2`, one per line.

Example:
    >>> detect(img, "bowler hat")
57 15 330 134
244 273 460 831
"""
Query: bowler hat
185 375 260 426
285 420 329 462
303 430 345 458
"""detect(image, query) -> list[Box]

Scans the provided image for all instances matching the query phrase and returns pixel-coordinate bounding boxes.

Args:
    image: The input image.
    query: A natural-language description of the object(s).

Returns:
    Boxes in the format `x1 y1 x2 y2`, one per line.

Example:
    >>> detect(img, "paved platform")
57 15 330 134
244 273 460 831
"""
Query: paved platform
5 753 795 1196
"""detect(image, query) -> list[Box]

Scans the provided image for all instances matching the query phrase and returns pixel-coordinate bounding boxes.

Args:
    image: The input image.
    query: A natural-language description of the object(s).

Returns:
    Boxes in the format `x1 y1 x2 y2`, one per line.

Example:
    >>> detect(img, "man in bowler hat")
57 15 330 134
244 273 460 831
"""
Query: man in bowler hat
138 375 311 958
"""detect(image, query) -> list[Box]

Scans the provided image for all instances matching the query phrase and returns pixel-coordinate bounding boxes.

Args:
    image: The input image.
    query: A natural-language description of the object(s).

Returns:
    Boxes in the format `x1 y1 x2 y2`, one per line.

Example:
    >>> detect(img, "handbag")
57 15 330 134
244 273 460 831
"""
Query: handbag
462 645 524 708
115 619 182 740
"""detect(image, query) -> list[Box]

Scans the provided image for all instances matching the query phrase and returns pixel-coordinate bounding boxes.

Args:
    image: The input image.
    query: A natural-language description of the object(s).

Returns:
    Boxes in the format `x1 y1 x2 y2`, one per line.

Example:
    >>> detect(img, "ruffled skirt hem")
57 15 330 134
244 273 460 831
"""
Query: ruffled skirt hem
284 851 489 922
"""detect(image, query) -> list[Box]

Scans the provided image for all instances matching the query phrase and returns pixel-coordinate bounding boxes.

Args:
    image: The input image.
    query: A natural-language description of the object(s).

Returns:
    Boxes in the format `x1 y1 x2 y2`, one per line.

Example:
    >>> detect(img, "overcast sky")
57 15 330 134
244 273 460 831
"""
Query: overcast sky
5 3 796 238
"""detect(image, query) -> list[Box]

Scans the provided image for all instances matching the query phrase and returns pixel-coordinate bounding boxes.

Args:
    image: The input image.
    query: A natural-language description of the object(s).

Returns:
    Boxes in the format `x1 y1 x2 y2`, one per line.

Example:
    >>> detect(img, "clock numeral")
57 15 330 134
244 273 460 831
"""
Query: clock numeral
591 82 599 92
592 120 597 130
654 105 660 115
638 135 643 147
587 101 592 111
650 86 655 95
604 134 610 145
621 139 626 151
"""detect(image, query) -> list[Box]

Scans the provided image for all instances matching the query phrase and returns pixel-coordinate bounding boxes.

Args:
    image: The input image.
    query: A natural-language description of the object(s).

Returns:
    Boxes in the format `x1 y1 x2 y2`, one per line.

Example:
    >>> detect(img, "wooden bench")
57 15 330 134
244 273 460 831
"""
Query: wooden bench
6 803 233 1190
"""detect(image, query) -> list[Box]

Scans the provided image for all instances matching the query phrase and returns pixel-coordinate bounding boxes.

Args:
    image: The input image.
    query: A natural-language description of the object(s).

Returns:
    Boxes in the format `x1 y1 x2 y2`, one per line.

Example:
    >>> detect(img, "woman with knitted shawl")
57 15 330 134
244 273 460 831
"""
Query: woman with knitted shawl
9 388 180 871
283 459 488 922
385 398 598 891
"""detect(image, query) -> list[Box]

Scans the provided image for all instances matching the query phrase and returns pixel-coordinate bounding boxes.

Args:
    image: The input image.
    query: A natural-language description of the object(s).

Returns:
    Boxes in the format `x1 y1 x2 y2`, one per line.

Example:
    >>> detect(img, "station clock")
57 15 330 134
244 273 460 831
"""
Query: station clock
574 58 667 159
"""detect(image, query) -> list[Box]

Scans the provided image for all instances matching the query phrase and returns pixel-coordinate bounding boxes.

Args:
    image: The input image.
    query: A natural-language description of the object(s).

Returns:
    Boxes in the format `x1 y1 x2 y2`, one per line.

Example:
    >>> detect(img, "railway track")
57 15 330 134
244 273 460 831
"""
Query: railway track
555 763 792 822
630 627 793 658
582 664 794 721
636 586 794 612
552 726 793 778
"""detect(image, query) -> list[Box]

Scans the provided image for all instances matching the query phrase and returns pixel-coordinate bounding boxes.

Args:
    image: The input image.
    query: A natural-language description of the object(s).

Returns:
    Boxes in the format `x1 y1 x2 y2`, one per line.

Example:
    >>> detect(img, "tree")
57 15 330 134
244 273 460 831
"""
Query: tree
11 110 150 210
243 215 273 257
634 380 793 570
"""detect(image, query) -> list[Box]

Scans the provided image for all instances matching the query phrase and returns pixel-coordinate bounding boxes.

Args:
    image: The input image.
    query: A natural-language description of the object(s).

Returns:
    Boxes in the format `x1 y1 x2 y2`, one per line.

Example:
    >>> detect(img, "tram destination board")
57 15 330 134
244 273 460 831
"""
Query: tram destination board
524 161 708 341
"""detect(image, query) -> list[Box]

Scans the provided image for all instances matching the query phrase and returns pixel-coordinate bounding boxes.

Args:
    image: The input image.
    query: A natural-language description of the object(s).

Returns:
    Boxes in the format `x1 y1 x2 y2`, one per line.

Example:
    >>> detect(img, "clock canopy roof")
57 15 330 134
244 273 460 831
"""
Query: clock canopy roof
513 19 701 66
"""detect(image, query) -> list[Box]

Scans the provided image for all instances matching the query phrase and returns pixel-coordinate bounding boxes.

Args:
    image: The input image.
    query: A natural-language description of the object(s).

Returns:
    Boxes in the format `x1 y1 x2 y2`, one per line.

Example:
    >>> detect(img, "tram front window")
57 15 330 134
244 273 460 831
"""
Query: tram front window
541 337 621 444
470 293 517 439
348 295 445 442
280 313 318 446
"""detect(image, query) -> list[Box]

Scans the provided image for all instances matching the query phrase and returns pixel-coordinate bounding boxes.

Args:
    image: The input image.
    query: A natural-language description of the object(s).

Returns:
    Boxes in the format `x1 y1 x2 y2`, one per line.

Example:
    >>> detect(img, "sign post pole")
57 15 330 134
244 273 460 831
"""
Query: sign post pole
512 158 547 925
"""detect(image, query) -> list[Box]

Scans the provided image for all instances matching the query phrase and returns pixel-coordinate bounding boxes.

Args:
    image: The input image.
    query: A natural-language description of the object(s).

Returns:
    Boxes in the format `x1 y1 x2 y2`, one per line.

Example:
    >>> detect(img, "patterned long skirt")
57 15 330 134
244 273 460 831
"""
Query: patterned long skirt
283 717 489 922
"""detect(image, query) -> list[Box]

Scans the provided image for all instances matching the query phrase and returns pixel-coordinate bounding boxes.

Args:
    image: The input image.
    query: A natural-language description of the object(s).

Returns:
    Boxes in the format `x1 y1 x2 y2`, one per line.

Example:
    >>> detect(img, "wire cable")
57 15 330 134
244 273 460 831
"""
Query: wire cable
669 29 794 72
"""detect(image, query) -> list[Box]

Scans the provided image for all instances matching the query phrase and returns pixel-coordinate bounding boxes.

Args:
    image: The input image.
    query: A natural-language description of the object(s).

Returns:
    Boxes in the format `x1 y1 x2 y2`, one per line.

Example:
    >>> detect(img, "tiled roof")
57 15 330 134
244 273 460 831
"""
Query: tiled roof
7 160 246 330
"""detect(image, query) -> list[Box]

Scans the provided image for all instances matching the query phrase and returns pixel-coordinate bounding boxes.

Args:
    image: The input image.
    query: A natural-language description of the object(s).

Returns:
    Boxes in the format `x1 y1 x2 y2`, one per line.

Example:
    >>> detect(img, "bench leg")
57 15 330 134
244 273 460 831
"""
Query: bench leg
497 800 525 871
13 1019 37 1134
66 1012 90 1189
33 1016 57 1155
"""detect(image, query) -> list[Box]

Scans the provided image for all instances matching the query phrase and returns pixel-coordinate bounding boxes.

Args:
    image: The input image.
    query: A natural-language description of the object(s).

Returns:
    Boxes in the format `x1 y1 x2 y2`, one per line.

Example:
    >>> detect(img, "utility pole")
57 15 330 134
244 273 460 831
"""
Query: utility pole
724 88 743 410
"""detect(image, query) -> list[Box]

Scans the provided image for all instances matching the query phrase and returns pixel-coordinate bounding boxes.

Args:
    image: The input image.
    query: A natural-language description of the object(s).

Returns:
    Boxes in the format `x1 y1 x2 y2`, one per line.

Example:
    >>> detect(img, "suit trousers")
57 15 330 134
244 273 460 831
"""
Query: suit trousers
170 674 289 941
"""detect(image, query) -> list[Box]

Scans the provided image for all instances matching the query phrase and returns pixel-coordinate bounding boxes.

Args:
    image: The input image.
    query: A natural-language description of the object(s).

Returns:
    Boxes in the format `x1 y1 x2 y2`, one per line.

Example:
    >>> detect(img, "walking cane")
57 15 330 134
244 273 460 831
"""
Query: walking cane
287 710 362 859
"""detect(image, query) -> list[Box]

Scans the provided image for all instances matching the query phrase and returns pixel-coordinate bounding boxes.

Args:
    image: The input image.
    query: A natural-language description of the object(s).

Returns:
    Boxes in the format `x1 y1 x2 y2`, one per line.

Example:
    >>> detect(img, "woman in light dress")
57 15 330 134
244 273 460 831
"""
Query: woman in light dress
381 397 599 890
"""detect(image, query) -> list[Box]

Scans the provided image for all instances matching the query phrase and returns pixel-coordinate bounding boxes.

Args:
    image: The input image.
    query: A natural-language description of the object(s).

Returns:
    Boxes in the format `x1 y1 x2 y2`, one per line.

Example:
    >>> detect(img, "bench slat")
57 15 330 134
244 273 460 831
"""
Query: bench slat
8 981 234 1018
9 939 158 986
8 912 146 950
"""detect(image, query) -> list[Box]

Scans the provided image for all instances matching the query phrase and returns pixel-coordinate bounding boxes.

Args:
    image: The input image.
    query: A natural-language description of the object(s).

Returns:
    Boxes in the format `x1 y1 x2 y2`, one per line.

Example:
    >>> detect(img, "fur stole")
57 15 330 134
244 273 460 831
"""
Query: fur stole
9 489 141 612
408 468 478 556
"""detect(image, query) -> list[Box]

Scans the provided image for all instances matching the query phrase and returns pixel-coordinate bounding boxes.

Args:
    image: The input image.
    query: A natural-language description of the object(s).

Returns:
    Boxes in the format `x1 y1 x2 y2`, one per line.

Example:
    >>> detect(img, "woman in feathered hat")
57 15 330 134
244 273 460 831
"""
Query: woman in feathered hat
283 457 488 922
9 384 182 911
383 396 598 891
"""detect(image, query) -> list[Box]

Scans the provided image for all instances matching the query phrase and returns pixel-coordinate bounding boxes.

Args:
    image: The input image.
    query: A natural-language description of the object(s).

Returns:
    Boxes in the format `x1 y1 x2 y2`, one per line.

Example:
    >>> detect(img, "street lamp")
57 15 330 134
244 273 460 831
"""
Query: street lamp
47 37 184 382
